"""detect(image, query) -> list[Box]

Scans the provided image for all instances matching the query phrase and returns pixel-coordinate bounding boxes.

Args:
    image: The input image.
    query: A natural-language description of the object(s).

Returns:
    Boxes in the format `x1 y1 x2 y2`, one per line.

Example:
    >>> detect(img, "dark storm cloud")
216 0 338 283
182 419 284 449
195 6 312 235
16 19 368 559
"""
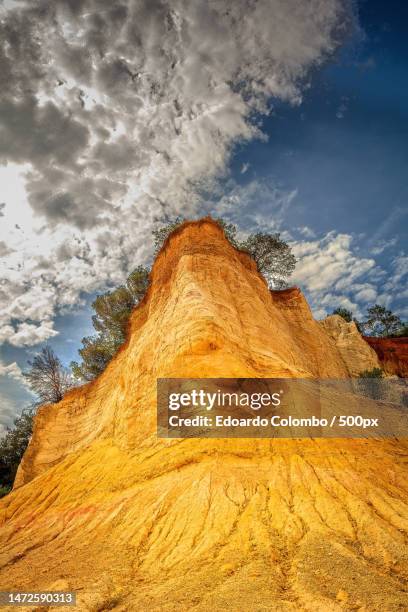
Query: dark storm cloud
25 170 127 229
0 9 45 96
0 0 353 230
0 0 356 346
0 96 90 165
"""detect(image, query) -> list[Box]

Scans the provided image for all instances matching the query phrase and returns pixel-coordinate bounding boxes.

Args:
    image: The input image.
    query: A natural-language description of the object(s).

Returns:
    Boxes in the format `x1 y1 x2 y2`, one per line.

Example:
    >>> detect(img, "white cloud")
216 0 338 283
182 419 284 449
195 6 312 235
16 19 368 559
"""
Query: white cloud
0 359 33 436
1 321 59 347
0 395 16 437
293 233 375 292
0 360 27 386
392 254 408 284
0 392 31 438
368 206 407 245
298 226 316 239
374 254 408 317
292 232 381 318
378 254 408 298
370 237 397 255
211 178 299 233
0 0 354 347
354 285 377 303
315 293 359 320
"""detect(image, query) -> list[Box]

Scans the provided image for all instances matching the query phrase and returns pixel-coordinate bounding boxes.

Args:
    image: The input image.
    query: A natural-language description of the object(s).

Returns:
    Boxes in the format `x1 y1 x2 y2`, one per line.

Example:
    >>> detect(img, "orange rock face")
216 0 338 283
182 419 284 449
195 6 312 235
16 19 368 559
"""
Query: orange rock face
364 336 408 377
1 219 407 611
320 315 381 377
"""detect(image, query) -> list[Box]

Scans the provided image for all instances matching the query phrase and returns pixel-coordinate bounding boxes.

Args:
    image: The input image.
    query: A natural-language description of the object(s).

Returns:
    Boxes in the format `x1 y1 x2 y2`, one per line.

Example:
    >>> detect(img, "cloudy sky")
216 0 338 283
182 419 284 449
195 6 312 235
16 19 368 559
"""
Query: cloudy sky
0 0 407 431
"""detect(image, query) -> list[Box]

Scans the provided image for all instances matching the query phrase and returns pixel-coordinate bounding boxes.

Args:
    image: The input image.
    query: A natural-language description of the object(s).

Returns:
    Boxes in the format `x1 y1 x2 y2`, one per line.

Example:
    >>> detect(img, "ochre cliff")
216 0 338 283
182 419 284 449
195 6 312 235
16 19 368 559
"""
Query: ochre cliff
1 219 407 611
320 315 381 377
364 336 408 378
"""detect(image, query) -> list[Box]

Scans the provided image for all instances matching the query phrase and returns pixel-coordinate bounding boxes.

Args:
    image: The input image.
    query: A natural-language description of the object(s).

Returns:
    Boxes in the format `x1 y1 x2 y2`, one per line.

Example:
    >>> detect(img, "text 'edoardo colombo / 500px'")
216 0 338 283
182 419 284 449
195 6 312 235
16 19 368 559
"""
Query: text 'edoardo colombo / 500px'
157 378 408 439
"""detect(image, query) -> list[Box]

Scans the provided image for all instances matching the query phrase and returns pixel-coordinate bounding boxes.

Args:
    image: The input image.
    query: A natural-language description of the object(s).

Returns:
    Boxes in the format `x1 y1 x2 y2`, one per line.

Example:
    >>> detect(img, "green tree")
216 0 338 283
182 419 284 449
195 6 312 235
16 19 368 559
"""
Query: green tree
393 323 408 337
0 407 35 496
214 218 239 248
332 307 353 323
24 346 73 404
239 232 296 288
127 266 150 303
152 216 185 253
92 286 136 344
362 304 402 337
71 335 118 382
71 266 149 381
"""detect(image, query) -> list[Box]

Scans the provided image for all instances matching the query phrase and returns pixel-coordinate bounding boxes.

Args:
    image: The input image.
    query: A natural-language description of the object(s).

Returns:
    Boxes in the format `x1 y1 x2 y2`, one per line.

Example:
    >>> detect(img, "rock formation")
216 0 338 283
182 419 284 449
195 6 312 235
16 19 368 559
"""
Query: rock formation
1 219 407 611
364 336 408 378
320 315 381 377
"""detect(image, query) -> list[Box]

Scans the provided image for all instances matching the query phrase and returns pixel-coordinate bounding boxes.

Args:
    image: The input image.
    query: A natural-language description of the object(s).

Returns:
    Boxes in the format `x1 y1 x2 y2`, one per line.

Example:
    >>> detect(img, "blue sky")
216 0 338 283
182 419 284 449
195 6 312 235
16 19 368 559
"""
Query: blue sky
0 0 407 431
230 1 407 243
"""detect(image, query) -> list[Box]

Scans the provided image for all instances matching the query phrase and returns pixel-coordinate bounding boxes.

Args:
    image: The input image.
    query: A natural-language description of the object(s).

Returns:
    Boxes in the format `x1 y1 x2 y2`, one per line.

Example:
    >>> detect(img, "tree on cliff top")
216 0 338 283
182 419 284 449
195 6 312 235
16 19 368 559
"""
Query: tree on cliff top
152 216 185 252
71 266 150 381
239 232 296 289
152 217 239 252
332 307 353 323
24 346 73 404
153 217 295 288
362 304 402 337
393 323 408 337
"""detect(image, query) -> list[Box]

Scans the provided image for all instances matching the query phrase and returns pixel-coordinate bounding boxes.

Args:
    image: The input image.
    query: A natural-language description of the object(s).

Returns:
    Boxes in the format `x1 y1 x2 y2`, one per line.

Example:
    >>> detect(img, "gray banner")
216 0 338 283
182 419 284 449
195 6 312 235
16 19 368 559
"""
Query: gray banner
157 378 408 438
0 592 76 606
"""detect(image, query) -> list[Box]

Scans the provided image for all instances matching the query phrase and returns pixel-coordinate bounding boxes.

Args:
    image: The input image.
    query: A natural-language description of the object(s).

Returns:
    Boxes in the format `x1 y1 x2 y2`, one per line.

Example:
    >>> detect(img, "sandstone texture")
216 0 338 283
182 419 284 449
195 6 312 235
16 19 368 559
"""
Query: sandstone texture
320 315 381 377
364 336 408 378
0 219 407 611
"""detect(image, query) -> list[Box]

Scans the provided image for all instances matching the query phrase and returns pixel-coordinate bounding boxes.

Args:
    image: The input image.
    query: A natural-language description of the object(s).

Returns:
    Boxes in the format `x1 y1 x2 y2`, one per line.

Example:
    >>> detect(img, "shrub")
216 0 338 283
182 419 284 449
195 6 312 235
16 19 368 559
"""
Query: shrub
358 368 384 378
332 307 353 323
0 407 35 491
